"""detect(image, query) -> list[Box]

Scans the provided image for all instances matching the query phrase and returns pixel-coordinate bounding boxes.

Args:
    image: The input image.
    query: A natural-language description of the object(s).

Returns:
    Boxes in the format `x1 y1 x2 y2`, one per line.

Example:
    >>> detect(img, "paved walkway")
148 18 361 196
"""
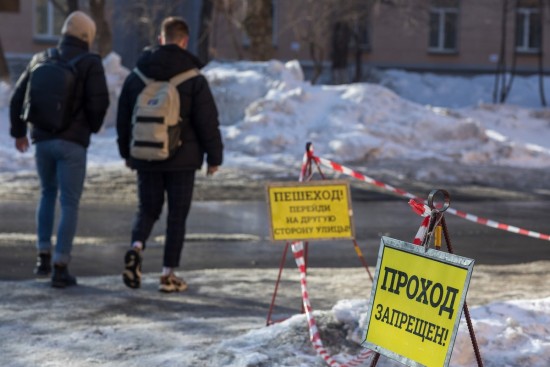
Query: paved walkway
1 199 550 281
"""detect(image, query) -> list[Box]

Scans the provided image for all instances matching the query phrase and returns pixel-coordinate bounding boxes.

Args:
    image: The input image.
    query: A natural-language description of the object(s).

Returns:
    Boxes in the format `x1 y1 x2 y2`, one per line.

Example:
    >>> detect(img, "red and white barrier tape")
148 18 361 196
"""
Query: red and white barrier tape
409 200 432 245
295 149 374 366
313 155 550 242
292 241 374 367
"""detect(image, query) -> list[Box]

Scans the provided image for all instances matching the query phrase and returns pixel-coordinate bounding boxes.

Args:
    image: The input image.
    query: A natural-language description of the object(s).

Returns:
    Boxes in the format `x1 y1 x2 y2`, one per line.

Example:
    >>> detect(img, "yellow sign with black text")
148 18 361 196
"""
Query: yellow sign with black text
266 181 354 241
363 237 474 367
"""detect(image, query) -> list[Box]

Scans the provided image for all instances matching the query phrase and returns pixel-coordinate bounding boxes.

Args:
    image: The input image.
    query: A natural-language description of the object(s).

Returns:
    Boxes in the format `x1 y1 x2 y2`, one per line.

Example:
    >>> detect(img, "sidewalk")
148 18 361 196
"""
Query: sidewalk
2 198 550 282
1 262 549 366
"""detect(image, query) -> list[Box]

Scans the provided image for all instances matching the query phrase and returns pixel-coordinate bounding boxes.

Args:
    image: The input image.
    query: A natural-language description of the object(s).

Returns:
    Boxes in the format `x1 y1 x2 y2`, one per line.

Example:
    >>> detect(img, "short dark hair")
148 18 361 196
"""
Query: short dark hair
161 16 189 43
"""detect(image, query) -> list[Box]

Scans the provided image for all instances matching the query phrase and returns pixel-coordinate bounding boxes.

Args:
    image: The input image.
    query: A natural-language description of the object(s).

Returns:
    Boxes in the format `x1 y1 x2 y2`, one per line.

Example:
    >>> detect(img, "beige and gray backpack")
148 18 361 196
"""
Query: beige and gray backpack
130 67 199 161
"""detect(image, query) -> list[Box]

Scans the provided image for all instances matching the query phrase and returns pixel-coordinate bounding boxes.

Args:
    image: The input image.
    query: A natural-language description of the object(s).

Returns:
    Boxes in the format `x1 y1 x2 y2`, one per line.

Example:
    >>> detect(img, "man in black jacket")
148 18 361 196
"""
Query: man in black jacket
117 16 223 293
9 11 109 288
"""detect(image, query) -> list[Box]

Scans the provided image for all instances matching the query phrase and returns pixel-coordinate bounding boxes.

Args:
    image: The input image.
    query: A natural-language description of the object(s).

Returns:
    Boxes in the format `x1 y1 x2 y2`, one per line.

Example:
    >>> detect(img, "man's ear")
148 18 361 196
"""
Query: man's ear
179 36 189 50
158 34 164 45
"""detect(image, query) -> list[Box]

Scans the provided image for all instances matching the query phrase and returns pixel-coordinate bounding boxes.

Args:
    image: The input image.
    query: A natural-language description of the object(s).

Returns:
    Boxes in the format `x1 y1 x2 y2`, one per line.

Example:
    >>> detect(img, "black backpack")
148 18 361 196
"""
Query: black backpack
21 48 89 133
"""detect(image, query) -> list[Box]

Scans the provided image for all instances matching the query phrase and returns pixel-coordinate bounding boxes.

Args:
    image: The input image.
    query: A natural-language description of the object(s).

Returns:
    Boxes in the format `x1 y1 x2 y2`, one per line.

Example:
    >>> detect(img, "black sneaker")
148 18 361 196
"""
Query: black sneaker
51 264 77 288
34 253 52 277
123 249 142 289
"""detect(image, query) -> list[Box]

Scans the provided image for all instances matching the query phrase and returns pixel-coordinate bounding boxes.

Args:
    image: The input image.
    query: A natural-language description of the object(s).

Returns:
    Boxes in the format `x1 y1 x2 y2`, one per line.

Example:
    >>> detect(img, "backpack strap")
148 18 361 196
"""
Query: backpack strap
169 68 200 86
133 67 199 86
46 48 58 59
133 67 152 85
47 48 90 66
67 51 91 66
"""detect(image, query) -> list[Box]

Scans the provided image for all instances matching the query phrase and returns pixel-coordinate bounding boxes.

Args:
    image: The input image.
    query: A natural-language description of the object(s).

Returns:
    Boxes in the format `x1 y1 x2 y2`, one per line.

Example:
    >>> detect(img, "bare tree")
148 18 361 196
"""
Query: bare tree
212 0 248 60
0 38 9 83
122 0 184 49
284 0 384 83
0 0 22 83
268 0 442 84
211 0 276 61
198 0 215 63
282 0 329 83
49 0 79 15
493 0 549 106
89 0 112 57
242 0 274 61
48 0 112 57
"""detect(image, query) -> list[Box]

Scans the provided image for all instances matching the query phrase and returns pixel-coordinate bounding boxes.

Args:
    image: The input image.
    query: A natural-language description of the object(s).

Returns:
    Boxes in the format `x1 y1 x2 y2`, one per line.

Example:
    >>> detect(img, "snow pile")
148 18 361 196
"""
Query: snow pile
1 55 549 180
203 59 304 126
101 52 130 128
201 297 550 366
1 271 548 367
376 68 550 109
201 62 550 172
0 80 10 109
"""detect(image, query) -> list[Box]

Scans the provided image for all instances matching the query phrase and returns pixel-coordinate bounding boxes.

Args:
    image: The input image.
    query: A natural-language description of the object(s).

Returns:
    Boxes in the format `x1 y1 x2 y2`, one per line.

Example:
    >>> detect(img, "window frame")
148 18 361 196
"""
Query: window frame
350 15 371 52
428 6 459 54
515 6 542 54
33 0 64 42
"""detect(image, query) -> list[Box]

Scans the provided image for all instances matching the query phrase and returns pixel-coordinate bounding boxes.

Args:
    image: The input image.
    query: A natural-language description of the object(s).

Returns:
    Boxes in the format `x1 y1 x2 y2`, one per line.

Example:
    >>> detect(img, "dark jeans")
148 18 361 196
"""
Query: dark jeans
132 170 195 268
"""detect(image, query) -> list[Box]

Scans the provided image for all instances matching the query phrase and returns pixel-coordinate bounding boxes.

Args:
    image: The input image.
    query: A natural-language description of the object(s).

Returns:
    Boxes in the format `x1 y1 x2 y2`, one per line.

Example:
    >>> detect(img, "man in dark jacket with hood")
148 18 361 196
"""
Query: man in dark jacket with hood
9 11 109 288
117 16 223 293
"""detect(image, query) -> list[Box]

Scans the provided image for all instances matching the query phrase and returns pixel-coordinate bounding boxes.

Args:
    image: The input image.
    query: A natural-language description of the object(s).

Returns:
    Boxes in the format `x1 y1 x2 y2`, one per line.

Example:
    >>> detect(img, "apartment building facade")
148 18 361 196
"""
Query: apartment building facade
0 0 202 80
210 0 549 78
1 0 549 84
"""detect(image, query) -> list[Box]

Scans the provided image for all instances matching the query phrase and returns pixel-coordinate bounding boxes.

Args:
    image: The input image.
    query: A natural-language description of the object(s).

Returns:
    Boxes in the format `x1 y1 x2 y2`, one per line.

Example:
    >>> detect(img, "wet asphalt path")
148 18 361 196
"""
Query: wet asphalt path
0 199 549 281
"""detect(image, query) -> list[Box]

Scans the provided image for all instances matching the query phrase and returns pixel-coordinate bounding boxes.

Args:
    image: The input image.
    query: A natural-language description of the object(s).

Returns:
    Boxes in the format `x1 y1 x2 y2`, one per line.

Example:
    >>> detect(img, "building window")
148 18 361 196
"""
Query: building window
350 16 370 51
428 3 458 53
34 0 66 40
516 6 542 53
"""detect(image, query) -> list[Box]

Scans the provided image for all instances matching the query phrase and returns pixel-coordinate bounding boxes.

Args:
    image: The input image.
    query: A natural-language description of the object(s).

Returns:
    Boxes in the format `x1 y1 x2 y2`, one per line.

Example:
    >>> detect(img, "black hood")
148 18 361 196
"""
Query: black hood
136 44 204 81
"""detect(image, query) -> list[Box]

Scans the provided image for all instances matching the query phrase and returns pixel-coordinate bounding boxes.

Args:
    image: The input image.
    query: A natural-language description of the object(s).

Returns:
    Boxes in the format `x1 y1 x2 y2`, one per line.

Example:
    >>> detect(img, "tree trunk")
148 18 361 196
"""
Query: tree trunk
352 32 363 83
198 0 214 64
309 42 324 84
331 21 351 84
0 38 10 83
493 0 508 103
49 0 79 15
67 0 78 13
242 0 273 61
0 0 20 12
89 0 112 57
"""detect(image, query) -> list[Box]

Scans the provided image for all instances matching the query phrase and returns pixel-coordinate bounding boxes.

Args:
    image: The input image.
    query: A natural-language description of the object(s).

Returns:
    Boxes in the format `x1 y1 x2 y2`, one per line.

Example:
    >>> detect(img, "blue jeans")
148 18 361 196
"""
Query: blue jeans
35 140 87 265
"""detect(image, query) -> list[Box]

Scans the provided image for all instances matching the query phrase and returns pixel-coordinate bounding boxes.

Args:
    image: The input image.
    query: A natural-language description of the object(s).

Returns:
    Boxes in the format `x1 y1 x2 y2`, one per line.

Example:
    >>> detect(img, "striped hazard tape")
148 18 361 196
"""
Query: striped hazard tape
409 199 432 245
295 148 375 366
312 155 550 242
292 241 374 366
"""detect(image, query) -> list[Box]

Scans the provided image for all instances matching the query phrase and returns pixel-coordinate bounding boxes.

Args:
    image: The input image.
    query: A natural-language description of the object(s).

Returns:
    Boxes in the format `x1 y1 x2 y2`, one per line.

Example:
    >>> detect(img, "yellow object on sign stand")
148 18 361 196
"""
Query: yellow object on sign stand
266 180 354 242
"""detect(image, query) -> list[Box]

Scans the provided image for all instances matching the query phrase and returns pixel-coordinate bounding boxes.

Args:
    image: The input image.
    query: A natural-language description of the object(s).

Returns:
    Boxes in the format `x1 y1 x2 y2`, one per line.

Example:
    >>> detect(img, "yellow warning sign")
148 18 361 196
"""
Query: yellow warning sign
363 237 474 367
266 180 354 241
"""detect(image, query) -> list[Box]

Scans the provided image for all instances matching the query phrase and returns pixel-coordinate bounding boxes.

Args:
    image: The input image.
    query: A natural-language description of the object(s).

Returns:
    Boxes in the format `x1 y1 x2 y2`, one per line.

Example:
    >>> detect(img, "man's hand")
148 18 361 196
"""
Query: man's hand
125 159 134 170
207 165 219 176
15 137 29 153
